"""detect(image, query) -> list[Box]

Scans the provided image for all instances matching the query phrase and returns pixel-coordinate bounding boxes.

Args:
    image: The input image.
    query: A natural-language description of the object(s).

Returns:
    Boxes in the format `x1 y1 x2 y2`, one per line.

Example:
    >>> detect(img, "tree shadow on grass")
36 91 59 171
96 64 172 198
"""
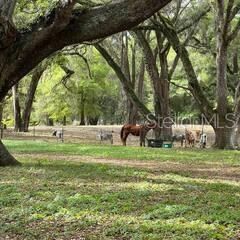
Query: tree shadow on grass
1 159 240 239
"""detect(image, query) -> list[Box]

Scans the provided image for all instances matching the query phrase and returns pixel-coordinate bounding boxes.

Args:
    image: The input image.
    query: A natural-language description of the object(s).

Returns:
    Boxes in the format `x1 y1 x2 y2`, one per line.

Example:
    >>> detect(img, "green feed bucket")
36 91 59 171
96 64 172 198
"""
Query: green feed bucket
162 143 173 148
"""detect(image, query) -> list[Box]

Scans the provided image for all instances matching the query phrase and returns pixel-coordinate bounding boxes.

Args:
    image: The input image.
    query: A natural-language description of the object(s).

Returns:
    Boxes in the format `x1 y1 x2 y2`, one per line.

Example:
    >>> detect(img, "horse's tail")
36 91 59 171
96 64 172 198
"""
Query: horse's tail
120 125 125 142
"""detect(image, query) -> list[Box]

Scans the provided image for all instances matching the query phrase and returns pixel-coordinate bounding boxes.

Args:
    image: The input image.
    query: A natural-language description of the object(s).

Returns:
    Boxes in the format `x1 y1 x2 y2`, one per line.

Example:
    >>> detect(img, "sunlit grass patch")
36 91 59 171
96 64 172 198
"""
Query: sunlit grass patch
105 216 235 240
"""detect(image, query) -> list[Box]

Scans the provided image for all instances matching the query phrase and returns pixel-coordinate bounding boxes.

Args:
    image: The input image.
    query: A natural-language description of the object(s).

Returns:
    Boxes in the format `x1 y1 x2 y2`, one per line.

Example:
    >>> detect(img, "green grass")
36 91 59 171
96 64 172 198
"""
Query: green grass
1 140 240 239
4 139 240 164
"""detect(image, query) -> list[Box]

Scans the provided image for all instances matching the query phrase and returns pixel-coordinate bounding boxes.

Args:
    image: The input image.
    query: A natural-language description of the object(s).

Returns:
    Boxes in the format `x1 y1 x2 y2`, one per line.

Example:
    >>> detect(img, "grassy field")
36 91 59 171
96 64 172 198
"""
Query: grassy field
1 140 240 239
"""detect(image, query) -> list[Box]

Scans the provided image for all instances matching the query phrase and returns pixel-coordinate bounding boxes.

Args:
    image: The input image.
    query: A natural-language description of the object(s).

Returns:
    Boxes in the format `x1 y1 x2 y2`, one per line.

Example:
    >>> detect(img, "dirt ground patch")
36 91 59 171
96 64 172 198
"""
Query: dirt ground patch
4 125 216 146
15 152 240 181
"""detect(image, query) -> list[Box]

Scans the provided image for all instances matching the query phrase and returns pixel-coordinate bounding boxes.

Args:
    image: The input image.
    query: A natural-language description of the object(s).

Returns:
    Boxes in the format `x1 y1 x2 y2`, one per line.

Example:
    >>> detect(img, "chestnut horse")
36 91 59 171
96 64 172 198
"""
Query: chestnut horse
120 123 155 147
185 129 195 147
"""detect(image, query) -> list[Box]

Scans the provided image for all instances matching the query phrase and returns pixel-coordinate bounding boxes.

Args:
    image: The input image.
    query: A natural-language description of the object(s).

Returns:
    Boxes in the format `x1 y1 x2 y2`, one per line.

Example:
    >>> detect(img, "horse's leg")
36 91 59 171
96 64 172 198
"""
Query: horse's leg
123 132 129 146
121 130 126 146
142 132 146 147
181 138 184 147
140 130 146 147
140 136 145 147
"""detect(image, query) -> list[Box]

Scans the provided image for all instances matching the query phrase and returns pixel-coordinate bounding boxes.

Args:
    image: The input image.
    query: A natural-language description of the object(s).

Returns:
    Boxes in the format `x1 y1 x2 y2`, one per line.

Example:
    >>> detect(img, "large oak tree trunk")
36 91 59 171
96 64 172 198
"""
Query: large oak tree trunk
158 40 172 139
0 140 19 166
213 0 235 149
214 127 235 149
213 116 236 149
161 100 172 139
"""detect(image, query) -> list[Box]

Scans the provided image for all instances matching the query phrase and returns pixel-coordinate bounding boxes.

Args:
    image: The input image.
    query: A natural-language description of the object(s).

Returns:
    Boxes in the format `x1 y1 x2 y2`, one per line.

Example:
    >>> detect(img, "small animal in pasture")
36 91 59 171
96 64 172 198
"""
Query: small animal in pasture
185 129 195 147
195 130 201 142
200 133 207 148
97 131 113 144
120 122 156 147
172 134 185 147
52 130 63 142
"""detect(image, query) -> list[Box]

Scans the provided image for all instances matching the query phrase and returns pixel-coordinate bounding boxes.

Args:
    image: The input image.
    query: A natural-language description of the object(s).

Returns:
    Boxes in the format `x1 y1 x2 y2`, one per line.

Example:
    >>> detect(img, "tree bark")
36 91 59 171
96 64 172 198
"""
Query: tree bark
121 33 137 124
63 115 67 126
80 92 85 126
159 51 172 139
128 41 138 124
213 0 236 149
214 126 235 149
216 0 228 118
137 57 145 102
234 124 240 147
0 101 3 123
136 30 173 139
21 65 45 132
0 140 19 166
0 0 17 20
80 108 85 125
12 84 22 132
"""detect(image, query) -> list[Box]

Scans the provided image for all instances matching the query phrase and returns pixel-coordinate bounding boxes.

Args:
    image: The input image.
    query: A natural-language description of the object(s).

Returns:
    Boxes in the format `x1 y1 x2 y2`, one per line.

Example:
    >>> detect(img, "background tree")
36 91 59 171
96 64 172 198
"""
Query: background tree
12 62 47 132
155 0 240 148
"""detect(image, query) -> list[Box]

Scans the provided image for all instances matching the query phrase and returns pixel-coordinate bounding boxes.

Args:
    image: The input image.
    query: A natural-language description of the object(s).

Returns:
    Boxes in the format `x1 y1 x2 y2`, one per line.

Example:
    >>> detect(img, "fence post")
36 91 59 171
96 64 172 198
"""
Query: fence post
62 127 64 143
33 125 36 138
